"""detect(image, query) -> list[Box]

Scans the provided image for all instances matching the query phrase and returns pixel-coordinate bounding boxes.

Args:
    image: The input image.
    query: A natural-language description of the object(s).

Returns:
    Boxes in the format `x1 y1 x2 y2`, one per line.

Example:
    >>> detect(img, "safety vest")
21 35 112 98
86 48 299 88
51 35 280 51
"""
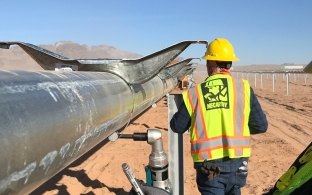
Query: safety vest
182 74 251 162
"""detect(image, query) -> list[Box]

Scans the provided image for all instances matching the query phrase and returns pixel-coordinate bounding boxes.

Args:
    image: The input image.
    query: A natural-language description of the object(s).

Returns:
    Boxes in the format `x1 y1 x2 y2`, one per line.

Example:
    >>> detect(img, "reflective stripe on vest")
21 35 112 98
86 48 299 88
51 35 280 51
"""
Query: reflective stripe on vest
182 74 251 162
185 87 207 139
191 137 250 151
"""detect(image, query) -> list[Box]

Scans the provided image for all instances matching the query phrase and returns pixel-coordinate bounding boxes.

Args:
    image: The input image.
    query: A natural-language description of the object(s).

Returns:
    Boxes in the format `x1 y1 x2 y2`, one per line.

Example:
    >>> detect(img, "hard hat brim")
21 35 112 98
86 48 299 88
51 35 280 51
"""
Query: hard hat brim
203 55 240 62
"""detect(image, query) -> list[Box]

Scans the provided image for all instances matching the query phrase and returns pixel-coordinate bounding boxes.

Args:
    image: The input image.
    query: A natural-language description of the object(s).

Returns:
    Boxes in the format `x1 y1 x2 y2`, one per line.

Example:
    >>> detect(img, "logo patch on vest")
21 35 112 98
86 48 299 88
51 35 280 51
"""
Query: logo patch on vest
201 78 229 110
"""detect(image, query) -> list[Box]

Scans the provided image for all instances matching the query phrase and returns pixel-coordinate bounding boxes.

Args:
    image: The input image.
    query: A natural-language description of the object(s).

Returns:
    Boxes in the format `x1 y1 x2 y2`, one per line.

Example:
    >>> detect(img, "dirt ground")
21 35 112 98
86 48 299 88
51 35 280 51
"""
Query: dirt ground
31 71 312 195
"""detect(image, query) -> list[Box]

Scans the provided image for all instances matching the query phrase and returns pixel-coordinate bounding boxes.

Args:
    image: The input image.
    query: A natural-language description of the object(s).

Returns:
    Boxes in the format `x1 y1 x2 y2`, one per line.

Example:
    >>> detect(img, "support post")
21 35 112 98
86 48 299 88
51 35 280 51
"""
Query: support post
167 93 184 195
254 73 257 88
286 73 289 96
305 74 307 85
273 74 275 93
260 73 263 89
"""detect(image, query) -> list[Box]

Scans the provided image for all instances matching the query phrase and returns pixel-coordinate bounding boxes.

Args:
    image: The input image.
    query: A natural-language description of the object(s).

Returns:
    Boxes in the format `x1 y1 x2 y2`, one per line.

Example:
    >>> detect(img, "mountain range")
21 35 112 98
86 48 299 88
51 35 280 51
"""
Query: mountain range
0 41 141 70
0 41 305 72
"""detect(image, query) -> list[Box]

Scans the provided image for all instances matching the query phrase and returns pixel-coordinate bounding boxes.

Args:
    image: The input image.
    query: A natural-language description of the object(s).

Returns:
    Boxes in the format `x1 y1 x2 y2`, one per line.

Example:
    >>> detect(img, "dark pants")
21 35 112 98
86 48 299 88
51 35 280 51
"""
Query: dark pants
194 158 248 195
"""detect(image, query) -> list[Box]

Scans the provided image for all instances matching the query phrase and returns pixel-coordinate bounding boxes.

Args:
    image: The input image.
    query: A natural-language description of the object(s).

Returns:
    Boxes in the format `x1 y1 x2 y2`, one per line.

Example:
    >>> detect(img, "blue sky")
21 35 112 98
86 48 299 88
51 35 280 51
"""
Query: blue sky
1 0 311 66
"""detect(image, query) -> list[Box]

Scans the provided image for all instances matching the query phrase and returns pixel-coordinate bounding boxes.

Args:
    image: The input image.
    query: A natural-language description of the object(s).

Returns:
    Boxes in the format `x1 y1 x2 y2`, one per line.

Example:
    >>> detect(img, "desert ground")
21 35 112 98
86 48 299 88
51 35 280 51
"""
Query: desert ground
28 70 312 195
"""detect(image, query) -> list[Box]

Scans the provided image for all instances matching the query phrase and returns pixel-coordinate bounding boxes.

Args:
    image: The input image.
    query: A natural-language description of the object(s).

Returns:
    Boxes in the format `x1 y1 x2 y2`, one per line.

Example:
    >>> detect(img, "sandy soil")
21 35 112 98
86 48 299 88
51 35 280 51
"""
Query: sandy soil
31 72 312 195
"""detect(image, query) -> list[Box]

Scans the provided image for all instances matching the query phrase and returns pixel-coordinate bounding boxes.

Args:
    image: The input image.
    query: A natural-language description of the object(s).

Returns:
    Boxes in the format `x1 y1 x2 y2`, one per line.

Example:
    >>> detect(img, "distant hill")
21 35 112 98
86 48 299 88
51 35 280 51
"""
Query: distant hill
194 63 306 73
192 63 306 83
0 41 305 72
233 64 284 72
0 41 142 70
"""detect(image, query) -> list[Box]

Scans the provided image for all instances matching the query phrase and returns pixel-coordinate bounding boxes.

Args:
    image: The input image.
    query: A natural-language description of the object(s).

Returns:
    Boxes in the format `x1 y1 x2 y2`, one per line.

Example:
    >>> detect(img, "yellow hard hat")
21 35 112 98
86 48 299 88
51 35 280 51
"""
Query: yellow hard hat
203 38 239 62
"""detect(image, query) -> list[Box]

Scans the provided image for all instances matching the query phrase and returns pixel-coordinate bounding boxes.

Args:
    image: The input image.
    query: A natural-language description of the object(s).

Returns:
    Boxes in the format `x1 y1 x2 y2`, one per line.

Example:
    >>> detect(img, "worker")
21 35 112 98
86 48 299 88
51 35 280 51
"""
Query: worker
170 38 268 195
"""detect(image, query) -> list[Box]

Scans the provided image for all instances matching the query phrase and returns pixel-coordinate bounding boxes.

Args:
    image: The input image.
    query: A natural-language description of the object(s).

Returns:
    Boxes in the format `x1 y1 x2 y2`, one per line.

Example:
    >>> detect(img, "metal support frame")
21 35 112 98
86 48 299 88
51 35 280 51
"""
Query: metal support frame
167 93 184 195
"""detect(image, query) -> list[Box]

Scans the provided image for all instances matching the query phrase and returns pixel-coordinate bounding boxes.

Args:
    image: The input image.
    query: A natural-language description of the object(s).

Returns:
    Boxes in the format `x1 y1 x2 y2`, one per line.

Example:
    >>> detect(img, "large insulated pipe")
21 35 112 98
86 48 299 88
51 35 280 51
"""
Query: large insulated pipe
0 70 177 194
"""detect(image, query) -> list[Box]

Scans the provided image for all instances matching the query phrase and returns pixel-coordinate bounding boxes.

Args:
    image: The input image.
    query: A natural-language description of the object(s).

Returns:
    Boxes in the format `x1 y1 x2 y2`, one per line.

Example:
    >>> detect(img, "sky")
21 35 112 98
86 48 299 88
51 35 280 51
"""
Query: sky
1 0 311 66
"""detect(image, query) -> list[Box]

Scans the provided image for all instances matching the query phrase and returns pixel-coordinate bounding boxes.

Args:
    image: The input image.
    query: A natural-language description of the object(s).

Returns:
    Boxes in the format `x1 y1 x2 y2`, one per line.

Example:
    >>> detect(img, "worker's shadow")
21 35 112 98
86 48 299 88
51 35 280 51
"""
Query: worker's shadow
30 168 129 195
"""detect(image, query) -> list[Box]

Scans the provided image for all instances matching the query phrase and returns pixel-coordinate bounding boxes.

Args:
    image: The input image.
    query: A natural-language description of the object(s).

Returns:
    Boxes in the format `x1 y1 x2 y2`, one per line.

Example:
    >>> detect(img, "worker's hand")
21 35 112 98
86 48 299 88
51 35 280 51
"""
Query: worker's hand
200 160 220 181
129 180 170 195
